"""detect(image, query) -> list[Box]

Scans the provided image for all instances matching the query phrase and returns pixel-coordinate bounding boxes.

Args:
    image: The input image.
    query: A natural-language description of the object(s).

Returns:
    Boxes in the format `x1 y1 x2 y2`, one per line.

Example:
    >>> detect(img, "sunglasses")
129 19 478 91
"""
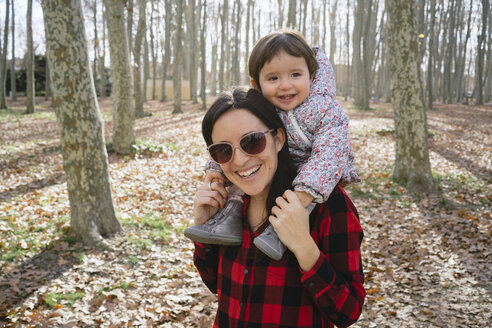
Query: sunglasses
208 129 277 164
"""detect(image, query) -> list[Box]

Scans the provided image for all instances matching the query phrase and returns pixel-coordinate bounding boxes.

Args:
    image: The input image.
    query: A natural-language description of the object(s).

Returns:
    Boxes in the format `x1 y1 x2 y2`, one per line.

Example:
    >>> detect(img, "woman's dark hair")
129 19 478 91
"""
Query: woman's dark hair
202 87 297 215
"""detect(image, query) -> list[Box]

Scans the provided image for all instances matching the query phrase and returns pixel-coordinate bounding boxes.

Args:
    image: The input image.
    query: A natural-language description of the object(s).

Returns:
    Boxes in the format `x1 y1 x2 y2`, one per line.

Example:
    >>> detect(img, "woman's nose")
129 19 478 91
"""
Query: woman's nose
231 147 250 165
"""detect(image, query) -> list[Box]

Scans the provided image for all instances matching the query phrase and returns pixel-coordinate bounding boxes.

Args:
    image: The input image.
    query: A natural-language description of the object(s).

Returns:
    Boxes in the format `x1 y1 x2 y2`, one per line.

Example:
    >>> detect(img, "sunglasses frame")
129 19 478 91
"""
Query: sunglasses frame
207 129 277 164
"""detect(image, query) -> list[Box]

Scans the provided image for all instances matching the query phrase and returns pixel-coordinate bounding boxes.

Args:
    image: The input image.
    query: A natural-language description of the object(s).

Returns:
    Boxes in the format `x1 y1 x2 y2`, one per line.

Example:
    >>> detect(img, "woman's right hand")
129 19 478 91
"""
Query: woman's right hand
193 170 228 225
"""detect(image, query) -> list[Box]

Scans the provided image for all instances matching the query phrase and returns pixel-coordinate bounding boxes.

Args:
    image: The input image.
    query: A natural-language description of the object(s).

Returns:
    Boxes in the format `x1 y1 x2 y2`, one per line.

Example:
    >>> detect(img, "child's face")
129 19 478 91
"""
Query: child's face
254 51 313 112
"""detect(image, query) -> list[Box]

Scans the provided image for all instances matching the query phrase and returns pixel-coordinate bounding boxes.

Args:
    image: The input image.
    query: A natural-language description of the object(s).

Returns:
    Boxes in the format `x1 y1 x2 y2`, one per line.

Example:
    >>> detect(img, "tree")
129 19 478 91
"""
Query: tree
133 0 146 117
172 0 183 114
41 0 121 246
188 0 198 103
0 0 9 110
475 0 489 105
287 0 296 29
426 0 437 109
160 0 171 102
25 0 35 114
104 0 135 154
10 0 15 101
387 0 433 192
199 0 207 109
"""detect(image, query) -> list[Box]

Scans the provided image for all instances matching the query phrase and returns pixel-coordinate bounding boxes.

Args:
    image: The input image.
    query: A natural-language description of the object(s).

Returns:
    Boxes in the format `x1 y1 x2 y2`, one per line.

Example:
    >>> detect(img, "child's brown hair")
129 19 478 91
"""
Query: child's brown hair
248 30 318 90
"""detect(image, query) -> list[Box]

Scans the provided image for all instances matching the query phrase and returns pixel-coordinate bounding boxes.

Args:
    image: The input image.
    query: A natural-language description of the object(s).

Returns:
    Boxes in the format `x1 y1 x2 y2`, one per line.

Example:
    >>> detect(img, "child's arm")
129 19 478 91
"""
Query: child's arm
293 96 353 203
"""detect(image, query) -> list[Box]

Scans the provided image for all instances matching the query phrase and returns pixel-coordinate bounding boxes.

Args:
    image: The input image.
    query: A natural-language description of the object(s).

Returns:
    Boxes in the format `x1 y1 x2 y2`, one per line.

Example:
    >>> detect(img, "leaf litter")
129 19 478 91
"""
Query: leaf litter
0 98 490 327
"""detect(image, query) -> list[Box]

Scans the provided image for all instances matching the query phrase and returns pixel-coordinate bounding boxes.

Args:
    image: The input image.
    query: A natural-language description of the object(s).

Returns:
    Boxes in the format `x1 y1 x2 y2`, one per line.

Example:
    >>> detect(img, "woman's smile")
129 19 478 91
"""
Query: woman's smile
236 164 261 179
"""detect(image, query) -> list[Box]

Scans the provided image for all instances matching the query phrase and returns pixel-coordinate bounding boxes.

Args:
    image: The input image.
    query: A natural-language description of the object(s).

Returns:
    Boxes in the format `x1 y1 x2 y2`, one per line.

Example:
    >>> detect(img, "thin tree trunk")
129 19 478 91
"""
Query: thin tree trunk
150 0 156 100
104 0 135 154
133 0 146 117
200 0 207 109
45 51 50 100
218 1 228 92
26 0 35 114
456 0 472 103
161 0 171 102
329 0 338 65
92 0 98 88
387 0 433 192
287 0 296 29
0 0 9 110
344 0 350 101
98 1 107 97
41 0 121 247
126 0 133 61
427 0 436 109
231 0 241 85
143 33 149 102
173 0 183 114
10 0 15 100
475 0 489 105
189 0 198 103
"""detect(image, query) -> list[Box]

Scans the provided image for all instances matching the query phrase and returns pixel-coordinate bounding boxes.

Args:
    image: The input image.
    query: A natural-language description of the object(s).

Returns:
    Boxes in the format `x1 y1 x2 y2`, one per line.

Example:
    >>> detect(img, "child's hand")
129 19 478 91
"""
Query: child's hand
293 190 314 207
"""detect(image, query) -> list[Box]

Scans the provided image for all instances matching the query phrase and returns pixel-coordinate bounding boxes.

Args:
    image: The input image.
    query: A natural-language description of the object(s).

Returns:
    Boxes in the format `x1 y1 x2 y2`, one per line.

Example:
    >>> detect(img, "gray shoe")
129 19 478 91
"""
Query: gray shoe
184 199 243 245
253 224 286 260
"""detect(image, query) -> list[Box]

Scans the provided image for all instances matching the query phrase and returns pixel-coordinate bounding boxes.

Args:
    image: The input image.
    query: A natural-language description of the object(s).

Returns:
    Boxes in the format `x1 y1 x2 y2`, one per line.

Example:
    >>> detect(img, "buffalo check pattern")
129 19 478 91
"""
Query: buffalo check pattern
193 186 365 327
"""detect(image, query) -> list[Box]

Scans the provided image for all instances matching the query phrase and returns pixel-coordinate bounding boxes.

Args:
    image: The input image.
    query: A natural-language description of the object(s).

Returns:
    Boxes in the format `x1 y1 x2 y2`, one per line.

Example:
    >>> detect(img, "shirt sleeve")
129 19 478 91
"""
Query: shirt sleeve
204 158 223 174
193 242 220 294
300 187 366 327
293 96 353 203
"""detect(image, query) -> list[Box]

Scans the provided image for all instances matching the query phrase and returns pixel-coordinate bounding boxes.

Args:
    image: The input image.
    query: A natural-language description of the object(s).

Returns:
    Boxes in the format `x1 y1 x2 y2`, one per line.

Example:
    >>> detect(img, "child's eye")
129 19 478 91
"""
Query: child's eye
291 73 301 77
267 76 278 81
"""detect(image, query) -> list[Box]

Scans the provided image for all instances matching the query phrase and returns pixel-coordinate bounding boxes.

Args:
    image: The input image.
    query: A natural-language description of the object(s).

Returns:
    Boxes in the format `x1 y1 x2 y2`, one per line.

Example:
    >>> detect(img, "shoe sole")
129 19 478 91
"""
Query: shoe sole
253 238 285 260
184 227 242 246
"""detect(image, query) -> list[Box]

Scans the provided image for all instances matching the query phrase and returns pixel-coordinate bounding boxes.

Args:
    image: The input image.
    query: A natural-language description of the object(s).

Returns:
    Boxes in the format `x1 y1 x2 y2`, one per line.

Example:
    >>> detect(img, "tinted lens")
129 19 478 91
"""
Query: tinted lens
209 143 233 164
240 132 267 155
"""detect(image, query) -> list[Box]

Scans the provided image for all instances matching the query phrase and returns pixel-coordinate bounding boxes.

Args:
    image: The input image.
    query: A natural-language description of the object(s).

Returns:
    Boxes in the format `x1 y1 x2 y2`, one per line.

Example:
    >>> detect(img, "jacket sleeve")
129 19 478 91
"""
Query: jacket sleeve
300 187 365 327
293 96 353 203
204 158 223 174
193 242 220 294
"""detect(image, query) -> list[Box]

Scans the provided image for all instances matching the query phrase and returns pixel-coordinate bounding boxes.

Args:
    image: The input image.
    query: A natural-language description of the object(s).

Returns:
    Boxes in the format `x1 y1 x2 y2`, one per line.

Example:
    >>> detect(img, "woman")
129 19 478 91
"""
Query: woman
192 87 365 327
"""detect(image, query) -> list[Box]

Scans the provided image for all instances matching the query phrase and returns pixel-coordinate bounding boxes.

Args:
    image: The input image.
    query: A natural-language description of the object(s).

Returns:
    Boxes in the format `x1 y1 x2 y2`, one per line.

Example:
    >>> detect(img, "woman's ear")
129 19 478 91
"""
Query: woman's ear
274 128 286 151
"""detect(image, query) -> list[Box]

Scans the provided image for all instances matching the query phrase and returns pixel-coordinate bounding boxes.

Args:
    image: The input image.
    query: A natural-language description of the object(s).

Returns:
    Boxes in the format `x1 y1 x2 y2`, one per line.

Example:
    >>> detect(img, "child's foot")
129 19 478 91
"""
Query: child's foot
184 199 243 245
253 224 286 260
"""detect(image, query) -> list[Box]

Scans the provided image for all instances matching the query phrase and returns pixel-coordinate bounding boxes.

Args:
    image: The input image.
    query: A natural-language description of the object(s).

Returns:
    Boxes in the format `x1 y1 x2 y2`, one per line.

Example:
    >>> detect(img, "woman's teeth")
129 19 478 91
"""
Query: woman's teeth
238 165 260 178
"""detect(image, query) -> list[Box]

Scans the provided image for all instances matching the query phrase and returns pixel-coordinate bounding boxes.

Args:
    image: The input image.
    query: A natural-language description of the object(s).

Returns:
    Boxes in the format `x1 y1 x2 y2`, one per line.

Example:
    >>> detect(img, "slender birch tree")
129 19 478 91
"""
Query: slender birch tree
25 0 35 114
0 0 9 110
10 0 15 101
172 0 183 114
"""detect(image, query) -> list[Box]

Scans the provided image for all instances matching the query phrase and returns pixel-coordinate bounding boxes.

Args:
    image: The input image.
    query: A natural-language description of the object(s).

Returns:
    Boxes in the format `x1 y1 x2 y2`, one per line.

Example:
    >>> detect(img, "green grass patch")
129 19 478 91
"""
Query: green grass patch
43 291 84 308
97 281 134 295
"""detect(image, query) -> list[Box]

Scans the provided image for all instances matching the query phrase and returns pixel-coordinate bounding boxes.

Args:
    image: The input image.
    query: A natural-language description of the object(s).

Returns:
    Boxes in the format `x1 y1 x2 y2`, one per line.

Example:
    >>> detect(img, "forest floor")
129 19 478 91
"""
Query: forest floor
0 97 491 327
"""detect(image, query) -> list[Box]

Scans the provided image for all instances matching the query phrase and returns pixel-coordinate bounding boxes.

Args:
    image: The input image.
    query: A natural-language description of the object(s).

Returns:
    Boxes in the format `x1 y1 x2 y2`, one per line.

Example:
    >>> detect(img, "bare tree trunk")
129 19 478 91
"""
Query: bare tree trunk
104 0 135 154
231 0 241 85
200 0 207 109
126 0 133 61
388 0 433 193
287 0 296 29
45 51 50 100
161 0 171 102
475 0 489 105
277 0 284 29
301 0 308 36
210 40 217 96
218 1 228 92
343 0 350 101
26 0 35 114
329 0 338 65
10 0 15 101
245 0 252 85
92 0 98 89
143 34 149 102
0 0 8 110
98 1 108 97
173 0 183 114
189 0 198 103
322 0 326 51
456 0 472 103
427 0 436 109
484 7 492 102
150 0 157 100
41 0 121 247
133 0 146 117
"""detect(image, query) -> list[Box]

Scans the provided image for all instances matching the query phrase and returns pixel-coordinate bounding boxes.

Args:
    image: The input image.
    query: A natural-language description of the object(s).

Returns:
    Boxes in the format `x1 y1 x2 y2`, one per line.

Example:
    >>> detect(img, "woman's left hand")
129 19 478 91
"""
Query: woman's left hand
269 190 320 271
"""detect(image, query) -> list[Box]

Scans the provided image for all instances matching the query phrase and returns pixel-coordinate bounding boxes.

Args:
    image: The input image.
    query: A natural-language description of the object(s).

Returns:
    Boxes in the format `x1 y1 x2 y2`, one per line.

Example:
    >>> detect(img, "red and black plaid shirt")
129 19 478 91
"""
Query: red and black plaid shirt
193 186 365 327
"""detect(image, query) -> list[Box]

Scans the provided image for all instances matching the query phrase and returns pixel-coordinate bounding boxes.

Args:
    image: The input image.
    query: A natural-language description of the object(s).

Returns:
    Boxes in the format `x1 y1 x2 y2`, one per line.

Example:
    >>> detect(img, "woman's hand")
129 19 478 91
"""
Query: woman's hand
269 190 320 271
193 170 228 225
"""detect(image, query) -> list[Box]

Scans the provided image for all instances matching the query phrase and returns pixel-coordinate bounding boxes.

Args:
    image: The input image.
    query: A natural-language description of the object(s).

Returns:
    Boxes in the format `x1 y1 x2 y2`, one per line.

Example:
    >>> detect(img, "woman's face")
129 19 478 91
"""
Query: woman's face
211 109 285 200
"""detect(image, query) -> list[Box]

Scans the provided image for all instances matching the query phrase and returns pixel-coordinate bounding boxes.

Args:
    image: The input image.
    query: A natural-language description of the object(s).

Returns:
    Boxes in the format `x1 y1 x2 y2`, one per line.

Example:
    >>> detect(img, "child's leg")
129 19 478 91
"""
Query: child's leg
184 185 244 245
254 203 316 260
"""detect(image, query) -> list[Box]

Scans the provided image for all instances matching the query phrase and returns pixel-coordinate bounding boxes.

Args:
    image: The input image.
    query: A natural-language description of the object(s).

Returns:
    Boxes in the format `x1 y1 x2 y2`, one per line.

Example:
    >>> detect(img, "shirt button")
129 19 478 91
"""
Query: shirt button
243 269 249 275
240 302 244 307
309 282 315 288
